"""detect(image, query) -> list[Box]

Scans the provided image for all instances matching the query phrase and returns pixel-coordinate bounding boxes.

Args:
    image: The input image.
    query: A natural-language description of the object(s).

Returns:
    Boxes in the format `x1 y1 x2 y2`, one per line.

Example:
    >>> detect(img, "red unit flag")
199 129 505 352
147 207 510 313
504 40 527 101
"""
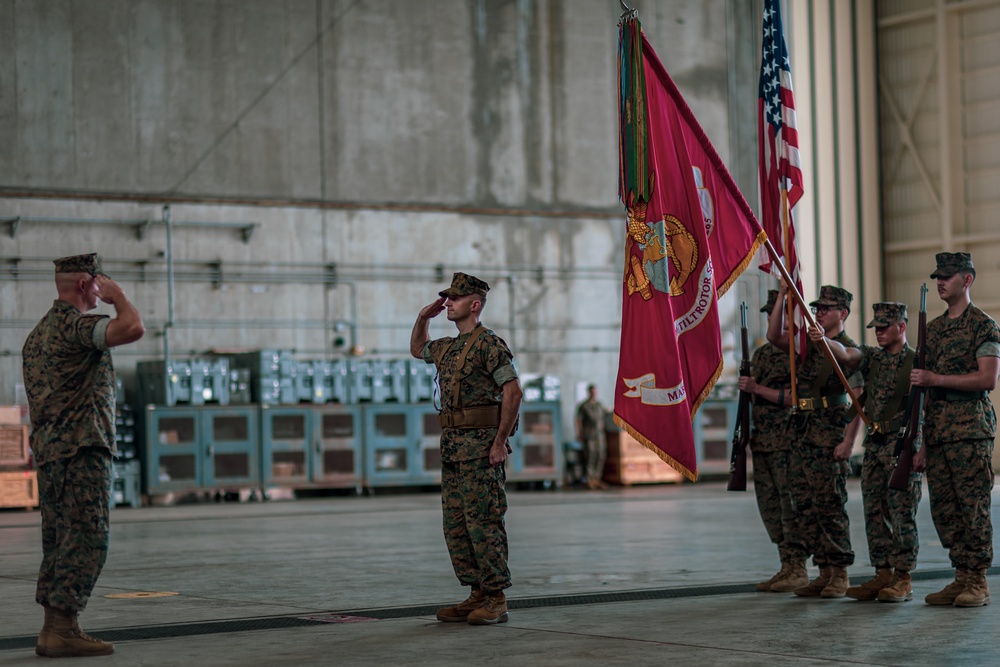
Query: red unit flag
617 18 766 481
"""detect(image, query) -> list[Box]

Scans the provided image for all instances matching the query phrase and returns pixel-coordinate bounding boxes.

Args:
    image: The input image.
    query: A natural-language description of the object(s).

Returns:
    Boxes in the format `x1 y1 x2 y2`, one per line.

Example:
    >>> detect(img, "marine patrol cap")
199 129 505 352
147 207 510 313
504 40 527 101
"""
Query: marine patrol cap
866 302 908 328
439 272 489 299
760 289 780 314
53 253 105 276
930 252 975 279
809 285 853 313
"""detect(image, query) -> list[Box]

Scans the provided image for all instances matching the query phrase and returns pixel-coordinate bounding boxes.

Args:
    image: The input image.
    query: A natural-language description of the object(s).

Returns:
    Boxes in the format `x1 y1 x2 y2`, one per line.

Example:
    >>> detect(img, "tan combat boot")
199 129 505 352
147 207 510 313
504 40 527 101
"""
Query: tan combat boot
35 605 54 657
45 610 114 658
954 569 990 608
877 570 912 603
925 569 969 605
467 591 509 625
820 566 850 598
794 565 832 597
756 562 790 592
436 587 486 622
770 560 809 593
846 568 893 601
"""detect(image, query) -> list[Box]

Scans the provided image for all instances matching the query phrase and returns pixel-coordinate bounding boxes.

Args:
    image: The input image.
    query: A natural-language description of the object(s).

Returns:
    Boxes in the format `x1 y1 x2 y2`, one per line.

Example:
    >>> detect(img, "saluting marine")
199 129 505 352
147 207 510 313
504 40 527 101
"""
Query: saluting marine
410 272 523 625
23 253 145 658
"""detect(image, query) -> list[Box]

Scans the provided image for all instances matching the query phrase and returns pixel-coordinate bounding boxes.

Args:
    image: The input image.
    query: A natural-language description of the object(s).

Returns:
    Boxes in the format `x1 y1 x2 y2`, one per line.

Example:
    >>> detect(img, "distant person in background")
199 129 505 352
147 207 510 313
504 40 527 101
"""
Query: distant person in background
576 384 609 489
22 253 145 658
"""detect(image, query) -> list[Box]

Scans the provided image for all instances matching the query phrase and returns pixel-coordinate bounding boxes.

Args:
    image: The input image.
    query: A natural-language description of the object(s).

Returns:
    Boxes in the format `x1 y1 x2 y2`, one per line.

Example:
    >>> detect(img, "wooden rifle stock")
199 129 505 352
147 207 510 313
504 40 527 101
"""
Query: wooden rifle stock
728 303 752 491
889 284 928 491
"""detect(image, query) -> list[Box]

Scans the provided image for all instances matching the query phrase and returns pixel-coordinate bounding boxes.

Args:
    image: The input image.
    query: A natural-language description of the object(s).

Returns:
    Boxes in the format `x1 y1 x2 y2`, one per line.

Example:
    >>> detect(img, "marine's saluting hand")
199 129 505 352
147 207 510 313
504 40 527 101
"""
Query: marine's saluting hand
419 297 447 320
94 275 125 305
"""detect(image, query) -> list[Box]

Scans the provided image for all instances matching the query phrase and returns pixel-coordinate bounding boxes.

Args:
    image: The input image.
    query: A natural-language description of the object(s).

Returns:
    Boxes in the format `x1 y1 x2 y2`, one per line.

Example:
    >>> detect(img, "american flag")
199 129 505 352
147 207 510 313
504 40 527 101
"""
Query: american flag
758 0 804 348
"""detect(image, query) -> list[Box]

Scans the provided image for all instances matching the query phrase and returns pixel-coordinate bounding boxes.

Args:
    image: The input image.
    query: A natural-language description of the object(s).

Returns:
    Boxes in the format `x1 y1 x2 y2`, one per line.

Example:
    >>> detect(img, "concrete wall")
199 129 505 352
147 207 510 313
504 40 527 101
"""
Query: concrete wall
0 0 759 427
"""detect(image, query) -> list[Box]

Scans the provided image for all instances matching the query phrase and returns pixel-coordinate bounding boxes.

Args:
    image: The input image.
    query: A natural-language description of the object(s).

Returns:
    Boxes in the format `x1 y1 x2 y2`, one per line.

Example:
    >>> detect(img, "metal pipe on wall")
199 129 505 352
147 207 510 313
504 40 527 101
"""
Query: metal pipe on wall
163 205 174 372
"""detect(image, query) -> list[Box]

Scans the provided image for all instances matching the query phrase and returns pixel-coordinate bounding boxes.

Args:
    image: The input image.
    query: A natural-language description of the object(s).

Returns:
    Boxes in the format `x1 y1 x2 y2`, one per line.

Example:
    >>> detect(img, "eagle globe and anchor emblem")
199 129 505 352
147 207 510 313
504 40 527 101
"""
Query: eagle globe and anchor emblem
621 167 715 407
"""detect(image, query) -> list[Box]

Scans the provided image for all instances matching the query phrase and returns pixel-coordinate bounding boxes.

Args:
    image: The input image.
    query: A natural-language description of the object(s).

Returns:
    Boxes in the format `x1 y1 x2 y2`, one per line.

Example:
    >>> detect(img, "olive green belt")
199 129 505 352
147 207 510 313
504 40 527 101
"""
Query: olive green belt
928 388 988 402
438 405 501 429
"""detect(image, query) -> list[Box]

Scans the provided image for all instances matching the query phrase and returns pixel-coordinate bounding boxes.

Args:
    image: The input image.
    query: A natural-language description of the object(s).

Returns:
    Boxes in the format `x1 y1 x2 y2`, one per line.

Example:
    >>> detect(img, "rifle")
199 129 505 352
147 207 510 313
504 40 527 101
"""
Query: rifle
888 283 928 490
728 303 752 491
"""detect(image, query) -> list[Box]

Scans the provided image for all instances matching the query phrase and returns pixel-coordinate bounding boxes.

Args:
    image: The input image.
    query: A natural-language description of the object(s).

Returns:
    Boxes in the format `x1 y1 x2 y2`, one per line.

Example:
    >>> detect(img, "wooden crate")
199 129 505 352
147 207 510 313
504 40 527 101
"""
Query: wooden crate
603 430 682 486
0 470 39 510
0 406 21 424
0 424 30 467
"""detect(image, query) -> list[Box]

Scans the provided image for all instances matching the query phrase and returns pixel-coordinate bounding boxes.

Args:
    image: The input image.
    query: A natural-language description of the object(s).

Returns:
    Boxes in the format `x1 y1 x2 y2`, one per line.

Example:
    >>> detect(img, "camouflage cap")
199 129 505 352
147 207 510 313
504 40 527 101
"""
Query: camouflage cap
866 301 908 328
53 253 105 276
930 251 975 279
438 272 489 298
760 289 780 314
809 285 853 312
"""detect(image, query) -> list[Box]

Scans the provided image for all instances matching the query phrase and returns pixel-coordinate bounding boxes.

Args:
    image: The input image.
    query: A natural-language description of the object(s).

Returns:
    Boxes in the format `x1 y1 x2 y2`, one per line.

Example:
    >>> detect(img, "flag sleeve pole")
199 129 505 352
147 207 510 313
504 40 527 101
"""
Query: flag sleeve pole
761 238 871 428
781 187 798 407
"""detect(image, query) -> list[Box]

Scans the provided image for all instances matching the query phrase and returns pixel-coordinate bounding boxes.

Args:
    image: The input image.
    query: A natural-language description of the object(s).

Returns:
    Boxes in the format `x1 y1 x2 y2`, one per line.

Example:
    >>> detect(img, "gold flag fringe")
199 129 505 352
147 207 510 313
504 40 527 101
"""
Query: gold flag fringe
614 413 698 482
716 229 768 299
691 359 724 418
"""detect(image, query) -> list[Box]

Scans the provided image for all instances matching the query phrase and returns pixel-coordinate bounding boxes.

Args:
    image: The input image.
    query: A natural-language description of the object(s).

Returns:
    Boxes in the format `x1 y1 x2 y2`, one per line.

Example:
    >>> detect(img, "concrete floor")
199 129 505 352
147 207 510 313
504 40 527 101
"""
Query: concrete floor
1 479 998 666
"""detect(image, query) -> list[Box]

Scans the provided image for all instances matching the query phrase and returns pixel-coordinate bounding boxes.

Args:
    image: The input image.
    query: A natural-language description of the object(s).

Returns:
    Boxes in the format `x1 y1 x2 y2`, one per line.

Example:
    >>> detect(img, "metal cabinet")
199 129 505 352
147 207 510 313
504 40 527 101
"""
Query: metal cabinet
259 405 364 490
260 406 312 486
362 404 441 487
311 405 363 490
508 402 562 486
111 459 142 508
142 405 258 496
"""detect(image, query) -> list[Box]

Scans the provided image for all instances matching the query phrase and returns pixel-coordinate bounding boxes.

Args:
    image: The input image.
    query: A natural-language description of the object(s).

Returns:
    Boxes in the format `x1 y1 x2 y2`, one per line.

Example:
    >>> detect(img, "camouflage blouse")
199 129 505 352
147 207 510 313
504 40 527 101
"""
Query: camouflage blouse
749 343 791 453
796 330 861 446
923 304 1000 444
576 399 608 442
423 326 518 462
21 300 116 465
856 344 915 448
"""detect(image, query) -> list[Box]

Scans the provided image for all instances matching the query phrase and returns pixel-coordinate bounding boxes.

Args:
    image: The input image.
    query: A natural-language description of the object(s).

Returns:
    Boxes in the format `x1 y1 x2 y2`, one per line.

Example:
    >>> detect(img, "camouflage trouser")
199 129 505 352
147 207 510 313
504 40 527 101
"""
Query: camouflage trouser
860 443 921 571
788 443 854 568
441 457 511 593
36 447 112 613
583 434 607 482
751 449 809 563
925 438 994 570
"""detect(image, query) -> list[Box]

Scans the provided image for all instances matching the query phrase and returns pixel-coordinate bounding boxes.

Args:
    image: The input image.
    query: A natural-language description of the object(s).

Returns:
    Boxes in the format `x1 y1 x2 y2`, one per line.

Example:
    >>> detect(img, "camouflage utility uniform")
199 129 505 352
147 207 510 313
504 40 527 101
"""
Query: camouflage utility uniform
855 341 921 573
749 341 808 570
424 327 518 594
789 329 860 571
923 303 999 573
22 300 116 614
576 398 608 483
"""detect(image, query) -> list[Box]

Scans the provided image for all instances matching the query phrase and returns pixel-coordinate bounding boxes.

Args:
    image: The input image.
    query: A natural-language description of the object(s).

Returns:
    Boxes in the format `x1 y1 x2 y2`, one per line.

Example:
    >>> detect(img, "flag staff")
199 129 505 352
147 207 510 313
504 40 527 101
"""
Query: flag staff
762 238 871 428
782 187 798 408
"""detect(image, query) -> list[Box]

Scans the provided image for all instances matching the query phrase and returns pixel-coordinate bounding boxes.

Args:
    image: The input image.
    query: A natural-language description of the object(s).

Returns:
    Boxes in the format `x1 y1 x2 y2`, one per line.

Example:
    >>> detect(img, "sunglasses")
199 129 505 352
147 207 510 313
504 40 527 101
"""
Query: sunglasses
810 305 842 315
